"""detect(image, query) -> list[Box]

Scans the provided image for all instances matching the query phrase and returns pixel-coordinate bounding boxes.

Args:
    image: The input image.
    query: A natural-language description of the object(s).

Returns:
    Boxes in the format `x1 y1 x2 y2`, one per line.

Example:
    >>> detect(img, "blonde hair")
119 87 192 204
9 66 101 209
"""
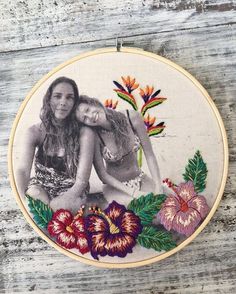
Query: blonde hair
78 95 131 152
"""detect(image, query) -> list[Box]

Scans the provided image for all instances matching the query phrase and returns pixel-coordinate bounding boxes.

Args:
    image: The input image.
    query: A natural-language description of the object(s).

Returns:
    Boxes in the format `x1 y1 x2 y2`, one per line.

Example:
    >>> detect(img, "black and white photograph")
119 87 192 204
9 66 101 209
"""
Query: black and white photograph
13 75 163 214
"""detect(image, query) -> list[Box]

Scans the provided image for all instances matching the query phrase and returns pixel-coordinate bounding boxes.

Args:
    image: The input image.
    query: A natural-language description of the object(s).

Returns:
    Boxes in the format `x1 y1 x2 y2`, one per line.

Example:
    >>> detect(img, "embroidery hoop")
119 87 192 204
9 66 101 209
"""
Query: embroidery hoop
8 46 228 268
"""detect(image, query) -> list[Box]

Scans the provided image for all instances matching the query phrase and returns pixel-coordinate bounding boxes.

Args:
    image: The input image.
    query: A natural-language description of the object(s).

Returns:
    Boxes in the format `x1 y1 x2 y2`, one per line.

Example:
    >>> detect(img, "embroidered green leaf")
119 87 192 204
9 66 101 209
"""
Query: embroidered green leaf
183 150 208 193
128 193 166 226
141 97 166 116
148 122 165 137
137 225 176 251
26 195 53 229
137 147 143 168
114 89 138 110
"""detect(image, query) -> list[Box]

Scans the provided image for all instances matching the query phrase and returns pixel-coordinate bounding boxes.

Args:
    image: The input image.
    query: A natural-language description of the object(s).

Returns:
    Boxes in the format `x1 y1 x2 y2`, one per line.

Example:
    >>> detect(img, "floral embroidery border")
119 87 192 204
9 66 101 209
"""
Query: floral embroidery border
26 150 209 261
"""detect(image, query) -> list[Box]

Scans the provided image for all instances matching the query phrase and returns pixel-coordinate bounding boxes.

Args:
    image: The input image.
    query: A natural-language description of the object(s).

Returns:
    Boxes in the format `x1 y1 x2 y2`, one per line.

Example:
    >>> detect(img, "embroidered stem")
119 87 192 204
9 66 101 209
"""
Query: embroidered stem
138 147 143 168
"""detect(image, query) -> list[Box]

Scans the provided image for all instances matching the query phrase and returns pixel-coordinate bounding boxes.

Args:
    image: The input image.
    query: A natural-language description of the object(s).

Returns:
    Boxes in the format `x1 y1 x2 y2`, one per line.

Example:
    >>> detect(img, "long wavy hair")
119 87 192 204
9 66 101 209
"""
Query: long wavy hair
40 76 80 178
78 95 131 152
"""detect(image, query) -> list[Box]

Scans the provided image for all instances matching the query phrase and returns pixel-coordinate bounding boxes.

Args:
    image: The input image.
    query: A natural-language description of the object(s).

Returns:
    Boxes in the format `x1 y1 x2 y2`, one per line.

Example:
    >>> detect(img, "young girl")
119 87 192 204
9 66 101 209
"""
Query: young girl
75 95 161 201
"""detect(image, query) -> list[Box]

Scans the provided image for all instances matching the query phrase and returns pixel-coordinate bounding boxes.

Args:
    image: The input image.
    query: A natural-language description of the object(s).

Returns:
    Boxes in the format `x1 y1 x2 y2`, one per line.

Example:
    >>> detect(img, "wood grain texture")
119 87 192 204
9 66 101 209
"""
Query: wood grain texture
0 0 236 52
0 0 236 293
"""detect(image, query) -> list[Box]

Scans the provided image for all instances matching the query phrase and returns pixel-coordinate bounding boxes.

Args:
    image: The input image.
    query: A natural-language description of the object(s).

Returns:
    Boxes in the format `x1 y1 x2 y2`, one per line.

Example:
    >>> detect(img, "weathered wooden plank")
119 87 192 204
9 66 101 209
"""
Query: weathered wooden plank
153 0 236 11
1 228 235 293
0 0 235 52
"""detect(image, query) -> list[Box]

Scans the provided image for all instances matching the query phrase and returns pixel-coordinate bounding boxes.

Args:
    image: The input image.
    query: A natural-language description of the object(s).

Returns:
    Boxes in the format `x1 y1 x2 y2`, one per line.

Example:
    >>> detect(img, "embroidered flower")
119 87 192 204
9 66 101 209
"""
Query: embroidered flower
47 207 89 254
113 76 138 110
121 76 139 93
139 85 155 103
144 114 165 137
113 76 139 94
139 86 166 116
144 113 156 128
158 179 209 236
104 99 118 109
85 201 142 260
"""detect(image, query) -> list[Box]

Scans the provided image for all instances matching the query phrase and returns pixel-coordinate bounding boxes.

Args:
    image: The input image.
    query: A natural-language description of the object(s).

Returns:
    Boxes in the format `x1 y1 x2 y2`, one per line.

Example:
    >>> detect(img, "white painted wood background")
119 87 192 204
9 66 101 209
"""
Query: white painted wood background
0 0 235 293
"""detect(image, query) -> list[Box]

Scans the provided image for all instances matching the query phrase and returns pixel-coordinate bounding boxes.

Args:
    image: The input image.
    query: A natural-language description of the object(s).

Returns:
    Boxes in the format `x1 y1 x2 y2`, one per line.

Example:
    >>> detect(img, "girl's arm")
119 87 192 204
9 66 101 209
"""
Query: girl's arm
93 137 135 198
71 126 95 196
60 126 95 198
130 111 161 193
15 124 40 197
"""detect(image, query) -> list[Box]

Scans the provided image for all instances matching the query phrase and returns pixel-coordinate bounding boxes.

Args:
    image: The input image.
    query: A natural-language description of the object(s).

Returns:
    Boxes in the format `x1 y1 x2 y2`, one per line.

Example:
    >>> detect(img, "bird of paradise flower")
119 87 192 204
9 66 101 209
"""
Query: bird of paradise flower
112 76 167 166
104 99 118 109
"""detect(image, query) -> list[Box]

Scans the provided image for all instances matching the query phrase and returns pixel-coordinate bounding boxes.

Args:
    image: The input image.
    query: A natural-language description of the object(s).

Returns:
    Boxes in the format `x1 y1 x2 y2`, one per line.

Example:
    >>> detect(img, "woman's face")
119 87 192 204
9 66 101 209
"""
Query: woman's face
76 102 107 127
50 82 75 121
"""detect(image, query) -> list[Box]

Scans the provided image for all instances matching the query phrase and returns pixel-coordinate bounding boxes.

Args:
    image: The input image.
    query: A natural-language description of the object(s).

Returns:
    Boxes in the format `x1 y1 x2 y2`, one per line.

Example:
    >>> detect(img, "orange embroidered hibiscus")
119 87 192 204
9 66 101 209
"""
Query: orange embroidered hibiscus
47 208 89 254
85 201 142 260
158 180 209 236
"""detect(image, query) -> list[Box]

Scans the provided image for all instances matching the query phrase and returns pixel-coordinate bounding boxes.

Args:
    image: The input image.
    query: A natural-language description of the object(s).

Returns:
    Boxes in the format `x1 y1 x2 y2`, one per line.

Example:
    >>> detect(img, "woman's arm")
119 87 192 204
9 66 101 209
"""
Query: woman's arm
93 137 135 197
130 111 161 193
50 126 95 204
15 124 40 196
72 126 96 195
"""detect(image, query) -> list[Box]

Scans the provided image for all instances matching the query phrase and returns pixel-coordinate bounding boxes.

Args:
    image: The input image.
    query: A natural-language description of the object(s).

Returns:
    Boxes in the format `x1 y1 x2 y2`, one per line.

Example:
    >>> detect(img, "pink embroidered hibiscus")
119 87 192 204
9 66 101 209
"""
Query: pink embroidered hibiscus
85 201 142 260
47 207 89 254
158 180 209 236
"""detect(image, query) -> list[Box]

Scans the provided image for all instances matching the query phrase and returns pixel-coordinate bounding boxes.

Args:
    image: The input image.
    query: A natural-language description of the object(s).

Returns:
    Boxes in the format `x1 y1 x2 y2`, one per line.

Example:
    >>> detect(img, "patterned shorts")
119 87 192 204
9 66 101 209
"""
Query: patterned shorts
28 161 88 201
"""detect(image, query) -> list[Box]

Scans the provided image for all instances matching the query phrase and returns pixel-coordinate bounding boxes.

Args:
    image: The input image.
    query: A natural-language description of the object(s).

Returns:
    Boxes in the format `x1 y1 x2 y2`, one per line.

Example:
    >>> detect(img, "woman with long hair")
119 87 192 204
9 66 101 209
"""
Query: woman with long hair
16 77 95 213
75 95 161 201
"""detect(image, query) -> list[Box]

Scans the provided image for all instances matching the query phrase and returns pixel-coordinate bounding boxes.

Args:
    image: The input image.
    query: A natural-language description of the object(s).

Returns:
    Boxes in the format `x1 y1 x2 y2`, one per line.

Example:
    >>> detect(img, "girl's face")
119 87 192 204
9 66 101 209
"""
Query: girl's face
50 82 75 121
76 102 107 127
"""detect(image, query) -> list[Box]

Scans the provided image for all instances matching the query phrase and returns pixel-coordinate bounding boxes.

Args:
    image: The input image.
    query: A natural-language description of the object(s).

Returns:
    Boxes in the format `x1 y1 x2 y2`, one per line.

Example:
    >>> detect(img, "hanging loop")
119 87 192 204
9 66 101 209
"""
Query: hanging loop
116 37 123 52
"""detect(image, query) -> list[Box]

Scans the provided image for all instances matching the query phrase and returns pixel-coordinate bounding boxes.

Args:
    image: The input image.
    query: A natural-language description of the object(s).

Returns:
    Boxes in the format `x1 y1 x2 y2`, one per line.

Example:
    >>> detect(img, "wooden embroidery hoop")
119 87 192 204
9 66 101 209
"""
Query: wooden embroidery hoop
8 46 228 268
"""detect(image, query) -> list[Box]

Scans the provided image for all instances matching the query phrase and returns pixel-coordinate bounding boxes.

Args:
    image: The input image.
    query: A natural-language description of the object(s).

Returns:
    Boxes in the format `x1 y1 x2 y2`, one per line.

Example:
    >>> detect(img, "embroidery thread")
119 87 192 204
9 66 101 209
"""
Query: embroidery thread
26 194 53 229
127 193 166 226
112 75 167 167
85 201 142 260
158 151 209 236
47 206 89 254
26 150 209 260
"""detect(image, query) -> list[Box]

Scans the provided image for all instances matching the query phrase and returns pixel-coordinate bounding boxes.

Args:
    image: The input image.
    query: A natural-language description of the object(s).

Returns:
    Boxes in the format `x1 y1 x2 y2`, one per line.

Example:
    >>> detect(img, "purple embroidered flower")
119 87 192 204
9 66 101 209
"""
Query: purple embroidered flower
158 179 209 236
85 201 142 260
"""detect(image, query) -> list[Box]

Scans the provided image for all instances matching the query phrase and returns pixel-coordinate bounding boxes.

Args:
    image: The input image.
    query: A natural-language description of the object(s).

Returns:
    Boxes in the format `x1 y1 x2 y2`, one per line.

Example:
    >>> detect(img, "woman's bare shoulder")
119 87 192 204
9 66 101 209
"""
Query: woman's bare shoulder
127 110 143 126
120 109 140 119
27 123 45 145
79 125 95 138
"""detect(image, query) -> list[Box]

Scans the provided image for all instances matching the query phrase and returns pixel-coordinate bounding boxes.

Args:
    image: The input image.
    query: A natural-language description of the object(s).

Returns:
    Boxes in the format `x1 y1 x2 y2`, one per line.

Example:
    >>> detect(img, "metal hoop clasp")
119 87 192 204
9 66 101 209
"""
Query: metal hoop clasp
116 37 123 52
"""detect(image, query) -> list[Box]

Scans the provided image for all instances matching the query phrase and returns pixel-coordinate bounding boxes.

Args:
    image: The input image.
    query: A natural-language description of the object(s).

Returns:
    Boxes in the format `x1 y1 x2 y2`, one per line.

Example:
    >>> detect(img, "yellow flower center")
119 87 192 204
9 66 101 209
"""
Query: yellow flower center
96 208 120 234
66 225 74 233
109 222 120 234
